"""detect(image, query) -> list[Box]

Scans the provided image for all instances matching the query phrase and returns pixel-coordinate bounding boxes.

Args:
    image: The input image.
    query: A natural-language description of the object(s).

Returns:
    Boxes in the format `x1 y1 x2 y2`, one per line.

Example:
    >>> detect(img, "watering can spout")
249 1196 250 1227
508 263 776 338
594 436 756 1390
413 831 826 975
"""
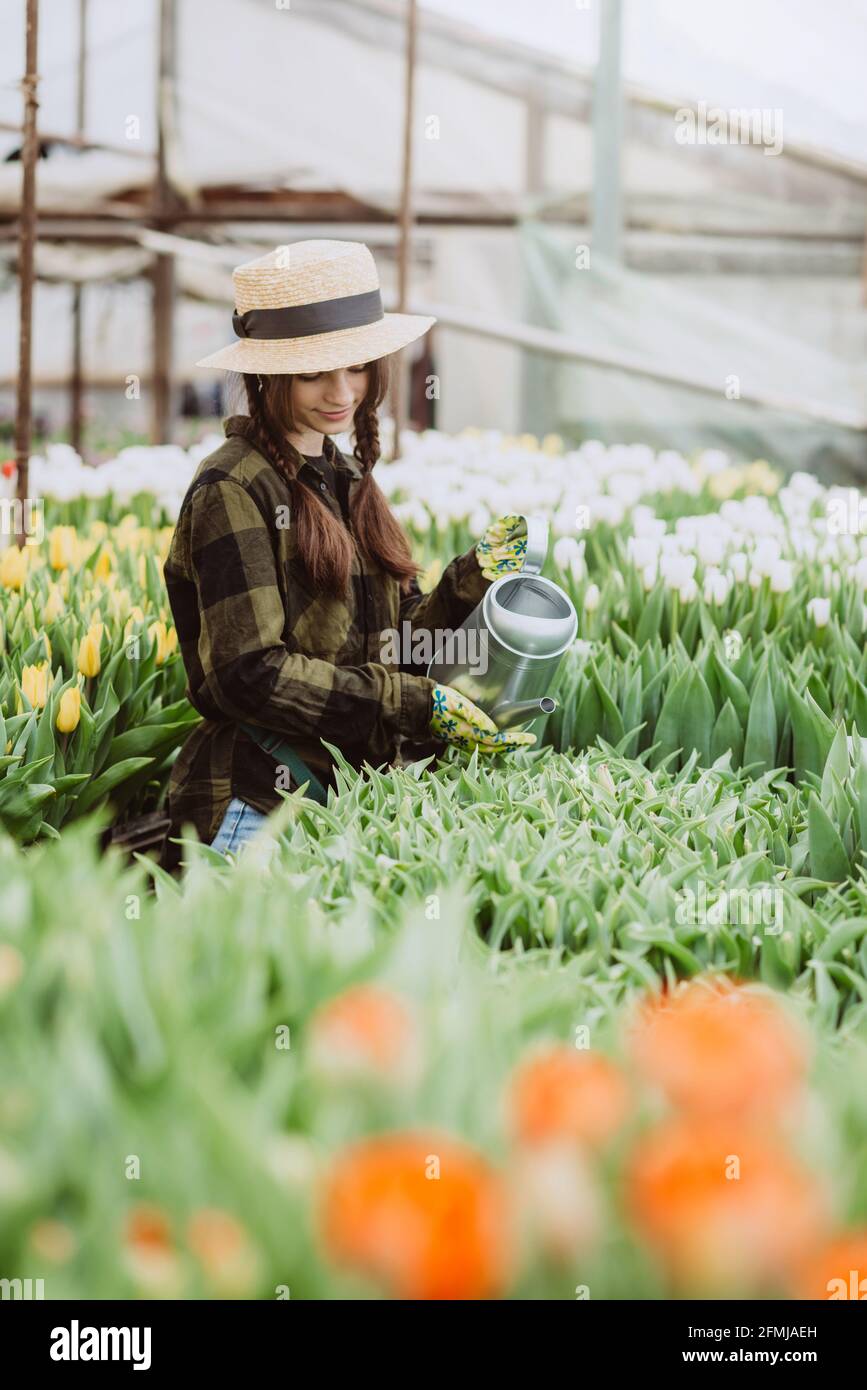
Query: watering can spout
490 695 557 729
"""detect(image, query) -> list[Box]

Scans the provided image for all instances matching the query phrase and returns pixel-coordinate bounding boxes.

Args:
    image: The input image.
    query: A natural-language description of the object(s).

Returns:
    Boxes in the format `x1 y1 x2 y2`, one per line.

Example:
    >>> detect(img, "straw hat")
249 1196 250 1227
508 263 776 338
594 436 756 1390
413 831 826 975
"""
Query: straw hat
194 239 436 374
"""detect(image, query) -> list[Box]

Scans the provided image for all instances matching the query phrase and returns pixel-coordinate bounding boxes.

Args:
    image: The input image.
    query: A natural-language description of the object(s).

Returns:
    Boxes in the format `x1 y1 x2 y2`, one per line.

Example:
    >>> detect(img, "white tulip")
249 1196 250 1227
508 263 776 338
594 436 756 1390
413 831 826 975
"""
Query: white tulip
660 553 696 589
626 537 659 570
591 495 625 526
642 563 658 591
695 448 730 476
553 536 581 570
806 597 830 627
703 569 730 605
411 503 432 533
729 551 748 582
584 582 601 612
696 534 726 567
751 538 782 576
678 577 698 603
769 560 794 594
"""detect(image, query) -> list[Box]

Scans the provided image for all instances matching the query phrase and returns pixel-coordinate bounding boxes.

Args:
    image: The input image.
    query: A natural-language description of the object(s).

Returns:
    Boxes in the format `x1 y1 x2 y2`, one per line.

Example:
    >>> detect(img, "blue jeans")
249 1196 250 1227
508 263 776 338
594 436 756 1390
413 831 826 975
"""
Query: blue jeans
210 796 270 856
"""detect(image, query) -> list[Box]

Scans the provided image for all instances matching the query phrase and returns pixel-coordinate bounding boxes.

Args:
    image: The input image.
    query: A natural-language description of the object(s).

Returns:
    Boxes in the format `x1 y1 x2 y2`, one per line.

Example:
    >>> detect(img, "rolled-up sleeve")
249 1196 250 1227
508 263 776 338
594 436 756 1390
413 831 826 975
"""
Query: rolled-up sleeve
187 479 434 763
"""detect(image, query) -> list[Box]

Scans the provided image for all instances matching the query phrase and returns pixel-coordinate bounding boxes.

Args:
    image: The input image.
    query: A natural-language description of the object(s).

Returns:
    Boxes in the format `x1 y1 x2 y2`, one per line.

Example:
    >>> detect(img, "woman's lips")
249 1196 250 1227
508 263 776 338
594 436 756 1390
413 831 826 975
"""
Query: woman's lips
319 407 351 420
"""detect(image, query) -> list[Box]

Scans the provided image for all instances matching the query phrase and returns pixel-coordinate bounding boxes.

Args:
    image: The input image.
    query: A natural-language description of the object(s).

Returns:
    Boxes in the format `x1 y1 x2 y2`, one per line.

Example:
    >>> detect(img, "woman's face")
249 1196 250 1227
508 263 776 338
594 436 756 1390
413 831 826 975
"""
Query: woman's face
291 364 370 431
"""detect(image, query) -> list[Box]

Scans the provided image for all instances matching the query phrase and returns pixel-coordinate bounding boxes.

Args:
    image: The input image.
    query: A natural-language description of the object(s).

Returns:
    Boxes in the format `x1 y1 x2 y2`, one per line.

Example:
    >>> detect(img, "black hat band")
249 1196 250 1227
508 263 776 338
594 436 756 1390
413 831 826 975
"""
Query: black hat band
231 288 384 340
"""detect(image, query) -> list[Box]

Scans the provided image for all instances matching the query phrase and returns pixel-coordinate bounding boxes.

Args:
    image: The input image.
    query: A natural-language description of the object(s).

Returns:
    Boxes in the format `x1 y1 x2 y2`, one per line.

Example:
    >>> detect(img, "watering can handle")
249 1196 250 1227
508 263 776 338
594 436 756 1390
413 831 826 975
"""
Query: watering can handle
520 514 549 575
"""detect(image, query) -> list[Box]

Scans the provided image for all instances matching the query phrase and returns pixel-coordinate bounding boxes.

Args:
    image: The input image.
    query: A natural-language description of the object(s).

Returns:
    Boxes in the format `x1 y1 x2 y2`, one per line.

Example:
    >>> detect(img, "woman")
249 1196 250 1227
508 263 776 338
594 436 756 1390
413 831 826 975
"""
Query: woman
162 240 535 863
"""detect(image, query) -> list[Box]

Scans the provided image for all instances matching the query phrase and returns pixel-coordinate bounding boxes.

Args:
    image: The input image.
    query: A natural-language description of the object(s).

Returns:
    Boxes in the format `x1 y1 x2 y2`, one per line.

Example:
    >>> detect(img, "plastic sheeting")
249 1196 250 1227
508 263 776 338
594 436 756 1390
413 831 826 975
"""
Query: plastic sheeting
516 220 867 480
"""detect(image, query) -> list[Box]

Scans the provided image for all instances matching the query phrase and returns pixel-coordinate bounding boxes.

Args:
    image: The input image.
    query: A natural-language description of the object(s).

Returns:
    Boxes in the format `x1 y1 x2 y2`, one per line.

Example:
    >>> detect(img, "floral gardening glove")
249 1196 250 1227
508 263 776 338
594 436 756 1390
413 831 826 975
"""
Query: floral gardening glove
430 683 537 752
474 513 528 581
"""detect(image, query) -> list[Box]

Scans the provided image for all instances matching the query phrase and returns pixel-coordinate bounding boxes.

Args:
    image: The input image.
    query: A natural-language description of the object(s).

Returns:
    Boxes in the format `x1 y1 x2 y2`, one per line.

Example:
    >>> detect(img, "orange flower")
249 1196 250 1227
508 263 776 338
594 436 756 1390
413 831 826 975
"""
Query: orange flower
186 1208 260 1297
628 977 808 1122
795 1231 867 1300
125 1203 173 1253
308 984 420 1083
319 1131 514 1299
121 1203 185 1296
506 1045 630 1149
626 1117 828 1291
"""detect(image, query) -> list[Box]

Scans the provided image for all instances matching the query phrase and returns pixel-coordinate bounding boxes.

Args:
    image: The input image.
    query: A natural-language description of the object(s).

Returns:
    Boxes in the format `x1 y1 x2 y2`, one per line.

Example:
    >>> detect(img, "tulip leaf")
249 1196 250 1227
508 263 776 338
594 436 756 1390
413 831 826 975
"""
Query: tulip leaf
710 698 744 767
742 662 777 775
69 757 155 816
807 790 850 882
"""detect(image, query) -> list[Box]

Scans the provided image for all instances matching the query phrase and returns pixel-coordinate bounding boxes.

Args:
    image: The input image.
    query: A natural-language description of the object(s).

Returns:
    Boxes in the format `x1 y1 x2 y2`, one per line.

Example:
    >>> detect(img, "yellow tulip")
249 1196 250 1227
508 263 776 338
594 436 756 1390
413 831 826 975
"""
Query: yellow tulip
89 520 108 542
165 625 178 657
56 685 81 734
419 557 443 594
708 467 743 501
43 584 65 623
0 545 28 591
108 586 132 625
77 628 102 678
123 606 146 639
148 620 170 665
745 459 780 497
21 661 50 709
49 525 77 571
93 545 114 581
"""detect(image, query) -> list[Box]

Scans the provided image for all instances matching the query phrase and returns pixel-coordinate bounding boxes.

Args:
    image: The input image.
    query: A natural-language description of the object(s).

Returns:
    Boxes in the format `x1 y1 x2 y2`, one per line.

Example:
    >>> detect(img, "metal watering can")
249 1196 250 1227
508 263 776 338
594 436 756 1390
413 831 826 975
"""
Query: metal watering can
427 515 578 731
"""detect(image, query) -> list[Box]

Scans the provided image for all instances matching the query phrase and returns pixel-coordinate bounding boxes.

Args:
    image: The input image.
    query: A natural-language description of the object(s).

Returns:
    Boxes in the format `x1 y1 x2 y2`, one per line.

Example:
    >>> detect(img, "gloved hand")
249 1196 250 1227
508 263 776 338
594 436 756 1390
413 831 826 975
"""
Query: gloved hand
430 683 537 752
474 513 528 582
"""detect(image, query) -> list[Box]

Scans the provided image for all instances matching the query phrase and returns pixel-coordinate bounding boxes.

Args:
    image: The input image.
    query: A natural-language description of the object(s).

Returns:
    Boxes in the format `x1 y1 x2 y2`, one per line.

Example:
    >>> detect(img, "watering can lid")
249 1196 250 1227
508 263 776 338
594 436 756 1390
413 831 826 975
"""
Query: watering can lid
520 514 548 575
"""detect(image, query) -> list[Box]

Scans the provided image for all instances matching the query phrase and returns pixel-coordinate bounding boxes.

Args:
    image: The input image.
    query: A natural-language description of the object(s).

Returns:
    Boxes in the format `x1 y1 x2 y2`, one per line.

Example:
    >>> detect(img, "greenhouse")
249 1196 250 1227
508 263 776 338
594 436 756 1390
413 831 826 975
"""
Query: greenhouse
1 0 867 1335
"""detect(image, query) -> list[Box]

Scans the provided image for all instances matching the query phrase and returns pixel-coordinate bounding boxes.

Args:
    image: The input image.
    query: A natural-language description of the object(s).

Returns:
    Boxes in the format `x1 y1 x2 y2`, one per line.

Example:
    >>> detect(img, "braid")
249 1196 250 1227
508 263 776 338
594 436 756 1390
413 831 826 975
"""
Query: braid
351 394 380 477
349 392 418 592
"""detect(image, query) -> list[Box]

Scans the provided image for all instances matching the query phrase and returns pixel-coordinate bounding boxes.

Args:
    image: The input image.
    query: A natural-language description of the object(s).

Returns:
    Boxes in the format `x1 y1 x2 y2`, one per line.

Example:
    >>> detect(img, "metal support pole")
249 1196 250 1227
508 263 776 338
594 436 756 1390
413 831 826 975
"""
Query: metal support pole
70 0 87 458
591 0 624 264
151 0 178 445
14 0 39 548
388 0 418 461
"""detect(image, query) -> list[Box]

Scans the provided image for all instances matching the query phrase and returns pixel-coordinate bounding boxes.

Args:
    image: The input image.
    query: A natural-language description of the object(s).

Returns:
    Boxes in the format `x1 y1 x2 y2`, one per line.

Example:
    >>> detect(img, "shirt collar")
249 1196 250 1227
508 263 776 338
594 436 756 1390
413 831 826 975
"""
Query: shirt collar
223 414 364 481
325 436 363 480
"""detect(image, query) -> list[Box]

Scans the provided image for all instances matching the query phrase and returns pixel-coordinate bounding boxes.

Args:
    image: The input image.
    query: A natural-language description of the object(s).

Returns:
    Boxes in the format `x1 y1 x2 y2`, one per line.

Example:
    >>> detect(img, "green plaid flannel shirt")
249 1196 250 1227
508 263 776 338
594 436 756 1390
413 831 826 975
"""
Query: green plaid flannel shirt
163 415 491 847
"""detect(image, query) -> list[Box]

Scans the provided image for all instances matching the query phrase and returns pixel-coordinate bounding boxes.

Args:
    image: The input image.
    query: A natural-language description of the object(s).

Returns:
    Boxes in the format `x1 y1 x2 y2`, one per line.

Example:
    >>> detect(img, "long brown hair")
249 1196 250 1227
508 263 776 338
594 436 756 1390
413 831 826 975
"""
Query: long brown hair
228 359 418 598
